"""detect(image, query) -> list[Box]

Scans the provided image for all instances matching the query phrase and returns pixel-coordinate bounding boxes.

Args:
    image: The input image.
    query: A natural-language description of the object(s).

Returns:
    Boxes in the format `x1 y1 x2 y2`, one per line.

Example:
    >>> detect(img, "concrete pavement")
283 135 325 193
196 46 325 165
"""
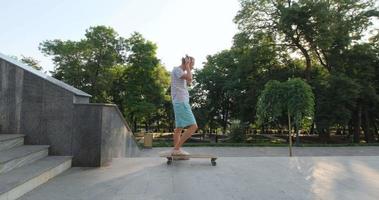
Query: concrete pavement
140 146 379 157
19 147 379 200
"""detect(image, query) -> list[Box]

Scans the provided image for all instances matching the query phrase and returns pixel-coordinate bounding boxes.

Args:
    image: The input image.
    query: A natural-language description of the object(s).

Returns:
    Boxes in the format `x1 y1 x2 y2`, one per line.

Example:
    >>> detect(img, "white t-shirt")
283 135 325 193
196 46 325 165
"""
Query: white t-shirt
171 66 189 103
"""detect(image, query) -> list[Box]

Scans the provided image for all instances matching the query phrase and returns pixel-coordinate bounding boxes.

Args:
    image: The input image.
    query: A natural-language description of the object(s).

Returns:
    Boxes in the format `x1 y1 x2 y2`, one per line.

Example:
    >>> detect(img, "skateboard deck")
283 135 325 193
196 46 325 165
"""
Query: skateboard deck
159 152 217 166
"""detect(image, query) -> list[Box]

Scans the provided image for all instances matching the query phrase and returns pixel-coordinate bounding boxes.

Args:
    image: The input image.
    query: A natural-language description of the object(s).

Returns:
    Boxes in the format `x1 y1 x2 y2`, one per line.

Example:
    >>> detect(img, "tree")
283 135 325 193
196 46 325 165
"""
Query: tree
235 0 378 79
40 26 171 133
40 26 127 102
342 44 379 142
20 56 42 70
123 33 170 132
194 31 299 140
234 0 378 144
257 78 315 155
193 50 236 136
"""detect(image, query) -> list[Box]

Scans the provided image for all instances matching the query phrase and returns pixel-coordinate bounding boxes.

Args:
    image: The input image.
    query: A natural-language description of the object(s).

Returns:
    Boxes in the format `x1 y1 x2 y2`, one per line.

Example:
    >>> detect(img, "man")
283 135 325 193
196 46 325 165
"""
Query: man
170 55 198 155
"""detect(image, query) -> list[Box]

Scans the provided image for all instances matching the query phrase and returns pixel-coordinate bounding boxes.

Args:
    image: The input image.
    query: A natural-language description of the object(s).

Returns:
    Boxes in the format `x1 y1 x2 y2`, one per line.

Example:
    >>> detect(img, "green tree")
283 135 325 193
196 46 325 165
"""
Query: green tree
235 0 378 79
257 78 314 155
194 50 236 136
40 26 127 102
123 33 170 132
20 55 43 70
40 26 171 133
234 0 378 144
194 31 298 140
342 44 379 142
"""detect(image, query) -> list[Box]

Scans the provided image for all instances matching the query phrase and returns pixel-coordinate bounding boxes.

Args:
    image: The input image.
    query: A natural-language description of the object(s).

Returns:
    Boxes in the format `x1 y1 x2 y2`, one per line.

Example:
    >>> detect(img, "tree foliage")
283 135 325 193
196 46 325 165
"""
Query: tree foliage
20 56 43 70
193 0 378 143
256 78 315 129
40 26 170 132
38 1 379 143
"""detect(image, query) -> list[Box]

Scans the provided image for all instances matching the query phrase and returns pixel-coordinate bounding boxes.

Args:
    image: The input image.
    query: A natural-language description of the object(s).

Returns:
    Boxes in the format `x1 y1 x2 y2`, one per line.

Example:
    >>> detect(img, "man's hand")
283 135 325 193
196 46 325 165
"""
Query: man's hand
179 56 194 85
189 57 195 70
184 57 191 71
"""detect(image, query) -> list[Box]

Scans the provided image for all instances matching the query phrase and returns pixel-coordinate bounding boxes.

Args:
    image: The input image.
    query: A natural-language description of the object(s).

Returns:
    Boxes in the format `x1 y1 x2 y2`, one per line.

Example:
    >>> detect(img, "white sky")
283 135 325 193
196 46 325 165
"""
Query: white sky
0 0 377 74
0 0 241 73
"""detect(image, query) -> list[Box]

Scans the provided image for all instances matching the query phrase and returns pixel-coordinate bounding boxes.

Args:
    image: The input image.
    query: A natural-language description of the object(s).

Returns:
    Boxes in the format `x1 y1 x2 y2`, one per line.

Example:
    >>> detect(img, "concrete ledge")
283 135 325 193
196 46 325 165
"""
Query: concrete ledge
0 53 91 97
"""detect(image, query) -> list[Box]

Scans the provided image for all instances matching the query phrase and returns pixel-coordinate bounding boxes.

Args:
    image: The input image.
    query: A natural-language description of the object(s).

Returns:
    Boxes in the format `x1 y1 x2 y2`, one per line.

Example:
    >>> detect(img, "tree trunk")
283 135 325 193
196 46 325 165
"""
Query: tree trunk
336 127 341 135
310 122 315 135
373 122 379 142
353 104 362 143
362 107 374 143
348 120 353 138
295 124 300 146
209 129 213 143
319 128 330 143
291 35 312 81
133 117 138 133
261 125 265 135
222 112 227 136
304 54 311 81
130 113 137 133
223 106 229 135
342 126 346 135
288 111 293 157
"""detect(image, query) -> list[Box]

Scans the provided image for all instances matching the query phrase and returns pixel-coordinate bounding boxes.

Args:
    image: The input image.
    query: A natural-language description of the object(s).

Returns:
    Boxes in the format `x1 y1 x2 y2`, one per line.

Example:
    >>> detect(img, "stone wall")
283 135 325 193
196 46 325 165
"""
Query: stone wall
0 54 140 167
72 104 139 166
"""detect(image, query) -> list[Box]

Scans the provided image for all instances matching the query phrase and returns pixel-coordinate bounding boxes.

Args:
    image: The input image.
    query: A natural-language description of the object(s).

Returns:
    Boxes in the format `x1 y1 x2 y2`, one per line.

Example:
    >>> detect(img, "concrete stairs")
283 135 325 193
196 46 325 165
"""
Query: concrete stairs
0 134 72 200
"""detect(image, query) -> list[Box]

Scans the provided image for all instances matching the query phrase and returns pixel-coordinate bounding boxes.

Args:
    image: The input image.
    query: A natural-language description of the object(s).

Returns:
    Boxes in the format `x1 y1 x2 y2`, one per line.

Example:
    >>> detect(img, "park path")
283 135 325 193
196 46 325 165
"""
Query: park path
140 146 379 157
20 147 379 200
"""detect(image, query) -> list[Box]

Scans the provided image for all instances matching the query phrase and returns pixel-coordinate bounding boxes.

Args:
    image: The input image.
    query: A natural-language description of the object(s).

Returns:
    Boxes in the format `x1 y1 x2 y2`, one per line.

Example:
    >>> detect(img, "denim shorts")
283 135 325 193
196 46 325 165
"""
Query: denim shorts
173 102 197 128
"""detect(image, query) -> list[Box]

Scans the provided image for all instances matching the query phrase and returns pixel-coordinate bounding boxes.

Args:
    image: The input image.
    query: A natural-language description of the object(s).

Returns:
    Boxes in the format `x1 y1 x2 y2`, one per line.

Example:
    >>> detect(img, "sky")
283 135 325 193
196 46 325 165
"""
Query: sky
0 0 241 73
1 0 378 74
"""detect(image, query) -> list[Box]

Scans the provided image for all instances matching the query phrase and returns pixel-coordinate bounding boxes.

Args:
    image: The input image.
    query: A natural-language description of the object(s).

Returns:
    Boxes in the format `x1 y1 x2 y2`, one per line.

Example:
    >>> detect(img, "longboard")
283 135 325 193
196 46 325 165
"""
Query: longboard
159 152 217 166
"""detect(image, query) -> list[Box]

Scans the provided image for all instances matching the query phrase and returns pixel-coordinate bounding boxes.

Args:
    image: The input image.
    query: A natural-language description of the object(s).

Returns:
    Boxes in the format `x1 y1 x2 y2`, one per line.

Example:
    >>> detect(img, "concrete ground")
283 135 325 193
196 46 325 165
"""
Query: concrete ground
20 147 379 200
139 146 379 157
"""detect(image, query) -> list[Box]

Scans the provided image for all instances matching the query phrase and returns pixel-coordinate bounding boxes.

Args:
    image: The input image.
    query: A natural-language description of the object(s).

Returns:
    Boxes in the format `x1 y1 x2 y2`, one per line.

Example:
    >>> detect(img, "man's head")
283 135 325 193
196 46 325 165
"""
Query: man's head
181 55 195 70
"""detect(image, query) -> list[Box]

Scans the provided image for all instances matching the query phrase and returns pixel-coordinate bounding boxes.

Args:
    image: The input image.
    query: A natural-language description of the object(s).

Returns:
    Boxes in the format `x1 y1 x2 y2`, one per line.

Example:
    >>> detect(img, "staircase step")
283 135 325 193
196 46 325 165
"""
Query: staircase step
0 135 24 152
0 145 49 175
0 156 72 200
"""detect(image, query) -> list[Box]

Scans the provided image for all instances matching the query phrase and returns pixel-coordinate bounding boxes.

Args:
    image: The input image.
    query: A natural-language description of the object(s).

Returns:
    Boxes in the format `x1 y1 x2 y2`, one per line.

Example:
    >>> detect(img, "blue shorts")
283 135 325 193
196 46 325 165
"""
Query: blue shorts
173 102 197 128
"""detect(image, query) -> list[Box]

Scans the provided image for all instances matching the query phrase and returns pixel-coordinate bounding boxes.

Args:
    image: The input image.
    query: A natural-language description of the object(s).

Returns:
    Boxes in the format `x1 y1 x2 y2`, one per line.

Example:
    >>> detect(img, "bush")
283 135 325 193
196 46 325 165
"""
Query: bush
229 125 246 142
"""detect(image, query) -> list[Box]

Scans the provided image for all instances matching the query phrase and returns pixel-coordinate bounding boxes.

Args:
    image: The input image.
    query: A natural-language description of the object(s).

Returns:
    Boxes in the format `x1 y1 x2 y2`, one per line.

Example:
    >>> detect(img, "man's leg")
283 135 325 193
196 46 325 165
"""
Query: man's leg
173 128 182 150
174 124 198 149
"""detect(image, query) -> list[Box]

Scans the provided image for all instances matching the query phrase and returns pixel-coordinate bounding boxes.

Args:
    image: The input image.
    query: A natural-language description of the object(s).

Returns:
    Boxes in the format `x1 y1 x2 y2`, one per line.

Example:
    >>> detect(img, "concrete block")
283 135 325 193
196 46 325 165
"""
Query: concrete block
0 156 72 200
0 135 24 152
0 145 49 174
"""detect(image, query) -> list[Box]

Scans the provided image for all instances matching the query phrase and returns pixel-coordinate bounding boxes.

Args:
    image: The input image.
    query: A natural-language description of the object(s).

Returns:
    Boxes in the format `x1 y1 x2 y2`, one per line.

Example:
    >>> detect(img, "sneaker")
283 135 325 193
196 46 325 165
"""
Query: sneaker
179 149 190 156
171 149 190 160
171 149 181 156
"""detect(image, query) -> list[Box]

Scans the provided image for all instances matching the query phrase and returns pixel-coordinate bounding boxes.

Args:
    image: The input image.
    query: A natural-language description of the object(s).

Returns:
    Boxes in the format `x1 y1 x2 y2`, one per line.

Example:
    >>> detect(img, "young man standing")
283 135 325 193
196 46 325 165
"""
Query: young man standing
170 55 198 155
